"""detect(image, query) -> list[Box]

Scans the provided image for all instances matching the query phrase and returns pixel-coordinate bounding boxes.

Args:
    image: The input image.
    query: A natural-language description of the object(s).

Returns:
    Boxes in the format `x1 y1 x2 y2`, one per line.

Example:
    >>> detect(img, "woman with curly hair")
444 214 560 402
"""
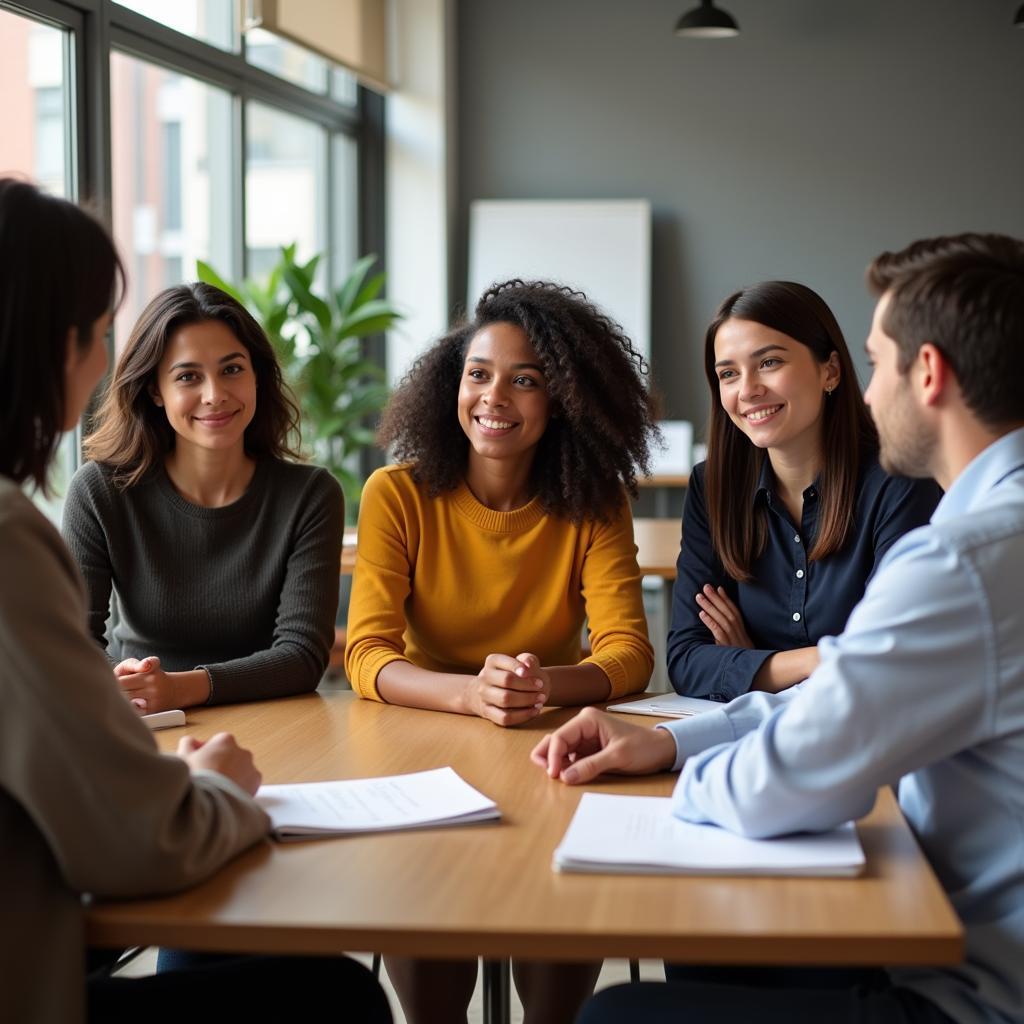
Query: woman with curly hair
345 279 657 1024
62 282 343 714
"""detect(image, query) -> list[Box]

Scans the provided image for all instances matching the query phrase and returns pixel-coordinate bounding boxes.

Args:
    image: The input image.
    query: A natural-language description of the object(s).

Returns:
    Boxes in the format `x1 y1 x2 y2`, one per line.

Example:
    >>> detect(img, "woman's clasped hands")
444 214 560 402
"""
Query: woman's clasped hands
465 652 550 727
114 656 211 714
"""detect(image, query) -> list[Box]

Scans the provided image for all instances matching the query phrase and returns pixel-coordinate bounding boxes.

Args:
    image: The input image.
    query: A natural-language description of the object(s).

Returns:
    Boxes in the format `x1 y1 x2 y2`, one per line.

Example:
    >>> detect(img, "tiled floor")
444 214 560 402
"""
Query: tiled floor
116 949 665 1022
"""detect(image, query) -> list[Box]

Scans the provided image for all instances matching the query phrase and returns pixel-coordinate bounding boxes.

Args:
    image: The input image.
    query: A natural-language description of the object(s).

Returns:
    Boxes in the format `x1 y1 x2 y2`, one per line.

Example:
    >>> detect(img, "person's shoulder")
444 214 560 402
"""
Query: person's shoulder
262 458 339 493
0 478 40 532
364 463 421 499
0 480 72 585
67 459 118 500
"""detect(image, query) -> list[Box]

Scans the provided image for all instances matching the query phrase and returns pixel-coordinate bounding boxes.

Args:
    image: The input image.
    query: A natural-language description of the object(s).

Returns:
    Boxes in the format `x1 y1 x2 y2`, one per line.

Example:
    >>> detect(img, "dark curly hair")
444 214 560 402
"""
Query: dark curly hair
378 280 659 523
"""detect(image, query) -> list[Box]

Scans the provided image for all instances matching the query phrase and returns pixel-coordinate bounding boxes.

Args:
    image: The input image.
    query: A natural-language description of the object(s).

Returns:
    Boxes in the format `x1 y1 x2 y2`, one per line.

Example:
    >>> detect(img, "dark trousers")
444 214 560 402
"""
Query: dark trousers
88 952 391 1023
578 965 956 1024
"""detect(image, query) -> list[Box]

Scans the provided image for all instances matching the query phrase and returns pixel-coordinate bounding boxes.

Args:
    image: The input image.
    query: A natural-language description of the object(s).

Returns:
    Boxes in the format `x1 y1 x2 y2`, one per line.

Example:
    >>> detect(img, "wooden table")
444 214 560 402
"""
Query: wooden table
87 693 962 970
342 519 680 580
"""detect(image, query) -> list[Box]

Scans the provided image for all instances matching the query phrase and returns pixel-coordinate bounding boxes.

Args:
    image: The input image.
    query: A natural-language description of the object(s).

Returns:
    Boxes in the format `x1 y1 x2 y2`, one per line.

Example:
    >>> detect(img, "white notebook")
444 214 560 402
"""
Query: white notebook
554 793 865 877
608 693 721 719
258 767 500 842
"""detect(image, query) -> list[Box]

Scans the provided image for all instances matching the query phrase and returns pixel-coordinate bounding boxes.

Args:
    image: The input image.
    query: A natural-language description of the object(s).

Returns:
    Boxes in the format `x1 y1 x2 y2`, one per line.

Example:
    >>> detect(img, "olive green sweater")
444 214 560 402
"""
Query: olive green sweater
62 458 343 704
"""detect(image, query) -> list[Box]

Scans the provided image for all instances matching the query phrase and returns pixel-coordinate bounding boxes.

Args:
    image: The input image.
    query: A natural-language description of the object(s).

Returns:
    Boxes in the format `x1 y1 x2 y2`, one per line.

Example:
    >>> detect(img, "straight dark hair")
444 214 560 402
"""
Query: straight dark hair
0 178 124 490
867 233 1024 431
703 281 877 581
85 282 301 487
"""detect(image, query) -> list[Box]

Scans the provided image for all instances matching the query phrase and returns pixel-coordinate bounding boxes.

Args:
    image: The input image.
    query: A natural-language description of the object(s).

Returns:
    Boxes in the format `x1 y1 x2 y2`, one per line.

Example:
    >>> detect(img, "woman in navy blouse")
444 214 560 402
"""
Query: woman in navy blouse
667 280 941 700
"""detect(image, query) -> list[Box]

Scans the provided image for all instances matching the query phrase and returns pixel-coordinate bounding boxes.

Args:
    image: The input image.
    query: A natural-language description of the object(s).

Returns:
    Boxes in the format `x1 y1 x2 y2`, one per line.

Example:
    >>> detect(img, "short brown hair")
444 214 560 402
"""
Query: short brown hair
86 282 301 487
867 233 1024 430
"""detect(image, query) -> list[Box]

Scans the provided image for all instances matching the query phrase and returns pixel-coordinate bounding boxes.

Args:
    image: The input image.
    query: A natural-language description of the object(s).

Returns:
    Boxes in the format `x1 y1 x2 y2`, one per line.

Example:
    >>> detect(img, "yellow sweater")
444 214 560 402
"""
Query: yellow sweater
345 465 654 701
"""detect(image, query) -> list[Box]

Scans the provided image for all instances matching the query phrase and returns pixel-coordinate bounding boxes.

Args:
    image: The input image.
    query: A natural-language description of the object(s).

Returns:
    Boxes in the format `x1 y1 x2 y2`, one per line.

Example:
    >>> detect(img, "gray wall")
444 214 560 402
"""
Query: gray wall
455 0 1024 431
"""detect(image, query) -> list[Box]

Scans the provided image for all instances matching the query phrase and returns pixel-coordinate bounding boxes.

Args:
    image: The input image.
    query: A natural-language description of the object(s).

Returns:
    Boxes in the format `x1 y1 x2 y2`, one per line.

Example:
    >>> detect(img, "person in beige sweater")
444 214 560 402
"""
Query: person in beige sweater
0 178 390 1023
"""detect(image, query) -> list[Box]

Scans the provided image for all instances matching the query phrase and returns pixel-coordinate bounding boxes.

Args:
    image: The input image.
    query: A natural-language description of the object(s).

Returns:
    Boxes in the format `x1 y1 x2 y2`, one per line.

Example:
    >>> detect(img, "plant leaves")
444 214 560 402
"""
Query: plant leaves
195 260 245 304
334 254 377 319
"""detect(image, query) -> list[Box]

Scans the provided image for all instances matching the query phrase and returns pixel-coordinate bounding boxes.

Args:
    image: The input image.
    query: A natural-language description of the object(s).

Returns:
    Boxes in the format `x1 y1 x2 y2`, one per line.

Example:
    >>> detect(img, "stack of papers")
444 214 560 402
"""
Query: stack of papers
258 766 500 841
554 794 865 876
607 693 720 719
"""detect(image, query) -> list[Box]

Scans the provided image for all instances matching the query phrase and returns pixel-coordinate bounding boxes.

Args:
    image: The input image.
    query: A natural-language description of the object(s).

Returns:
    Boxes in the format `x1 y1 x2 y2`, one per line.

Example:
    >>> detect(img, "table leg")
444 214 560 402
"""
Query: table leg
482 958 511 1024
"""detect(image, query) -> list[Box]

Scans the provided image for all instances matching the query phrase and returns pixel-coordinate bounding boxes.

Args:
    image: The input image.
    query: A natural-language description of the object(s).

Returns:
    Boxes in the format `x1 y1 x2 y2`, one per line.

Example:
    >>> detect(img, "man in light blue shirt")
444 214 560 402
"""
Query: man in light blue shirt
533 233 1024 1024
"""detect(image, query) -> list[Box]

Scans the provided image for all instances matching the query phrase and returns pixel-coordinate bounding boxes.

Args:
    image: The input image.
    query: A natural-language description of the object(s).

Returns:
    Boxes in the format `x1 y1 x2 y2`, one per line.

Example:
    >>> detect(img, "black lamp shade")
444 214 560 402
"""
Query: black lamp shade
675 0 740 38
1015 3 1024 26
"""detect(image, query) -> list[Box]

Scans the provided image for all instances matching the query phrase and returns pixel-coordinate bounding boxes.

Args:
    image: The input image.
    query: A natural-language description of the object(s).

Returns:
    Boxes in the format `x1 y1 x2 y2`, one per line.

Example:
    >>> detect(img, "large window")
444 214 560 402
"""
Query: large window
1 0 382 513
110 52 233 346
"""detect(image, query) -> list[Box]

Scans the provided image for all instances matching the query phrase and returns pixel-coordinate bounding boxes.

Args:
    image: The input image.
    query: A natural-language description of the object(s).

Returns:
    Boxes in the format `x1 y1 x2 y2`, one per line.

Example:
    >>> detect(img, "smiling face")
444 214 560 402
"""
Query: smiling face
456 322 551 471
713 317 839 457
151 319 257 457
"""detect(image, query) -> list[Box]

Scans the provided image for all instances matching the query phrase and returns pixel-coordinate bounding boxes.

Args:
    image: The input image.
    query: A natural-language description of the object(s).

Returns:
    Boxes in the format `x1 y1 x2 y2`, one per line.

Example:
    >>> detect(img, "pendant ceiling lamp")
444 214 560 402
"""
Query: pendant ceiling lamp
674 0 740 38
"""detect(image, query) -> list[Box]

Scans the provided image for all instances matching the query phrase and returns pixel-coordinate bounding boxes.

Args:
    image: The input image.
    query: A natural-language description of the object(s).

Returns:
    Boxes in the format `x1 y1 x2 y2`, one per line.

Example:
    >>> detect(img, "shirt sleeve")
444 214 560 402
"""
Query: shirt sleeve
344 470 415 701
61 464 115 658
666 466 774 699
202 470 344 703
669 527 992 838
579 501 655 697
0 501 269 898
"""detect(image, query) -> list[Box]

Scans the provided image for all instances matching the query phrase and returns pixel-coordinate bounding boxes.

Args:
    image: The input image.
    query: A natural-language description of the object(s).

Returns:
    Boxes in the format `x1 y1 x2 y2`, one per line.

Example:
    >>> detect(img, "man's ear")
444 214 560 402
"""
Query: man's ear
916 343 949 408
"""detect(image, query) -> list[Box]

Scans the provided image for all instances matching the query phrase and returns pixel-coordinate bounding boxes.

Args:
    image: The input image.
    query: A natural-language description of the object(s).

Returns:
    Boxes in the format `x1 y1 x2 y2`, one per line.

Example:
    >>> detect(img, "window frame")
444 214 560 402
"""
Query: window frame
2 0 385 471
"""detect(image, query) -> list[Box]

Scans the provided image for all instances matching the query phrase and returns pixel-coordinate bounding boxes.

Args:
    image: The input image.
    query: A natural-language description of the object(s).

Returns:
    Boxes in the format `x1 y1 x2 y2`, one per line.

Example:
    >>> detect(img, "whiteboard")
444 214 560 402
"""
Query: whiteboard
467 199 651 359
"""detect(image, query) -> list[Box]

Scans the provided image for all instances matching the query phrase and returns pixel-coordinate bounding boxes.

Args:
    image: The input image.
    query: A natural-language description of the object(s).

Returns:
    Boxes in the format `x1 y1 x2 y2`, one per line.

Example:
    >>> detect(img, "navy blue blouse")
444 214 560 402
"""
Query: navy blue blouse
667 456 942 700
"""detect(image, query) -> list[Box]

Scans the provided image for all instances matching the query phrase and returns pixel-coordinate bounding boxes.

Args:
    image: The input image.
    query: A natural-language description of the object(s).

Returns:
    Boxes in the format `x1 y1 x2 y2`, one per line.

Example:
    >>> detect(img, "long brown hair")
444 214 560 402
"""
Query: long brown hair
86 282 301 487
703 281 877 581
0 178 124 490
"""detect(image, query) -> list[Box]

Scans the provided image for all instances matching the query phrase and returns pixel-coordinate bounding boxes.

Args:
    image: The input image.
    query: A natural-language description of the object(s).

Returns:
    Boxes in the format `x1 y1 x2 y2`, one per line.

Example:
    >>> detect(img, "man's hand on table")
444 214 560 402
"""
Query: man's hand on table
530 707 677 784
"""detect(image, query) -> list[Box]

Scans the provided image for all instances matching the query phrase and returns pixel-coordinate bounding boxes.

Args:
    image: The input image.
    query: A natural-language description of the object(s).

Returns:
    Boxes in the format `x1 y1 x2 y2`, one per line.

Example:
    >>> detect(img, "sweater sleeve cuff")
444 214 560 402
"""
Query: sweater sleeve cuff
353 651 411 702
582 653 646 699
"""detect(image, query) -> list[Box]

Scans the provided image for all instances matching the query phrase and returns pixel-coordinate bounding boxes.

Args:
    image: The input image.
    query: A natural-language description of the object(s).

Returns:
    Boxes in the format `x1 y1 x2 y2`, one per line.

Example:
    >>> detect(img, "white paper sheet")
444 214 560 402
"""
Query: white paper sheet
554 794 864 876
607 693 721 719
258 766 500 840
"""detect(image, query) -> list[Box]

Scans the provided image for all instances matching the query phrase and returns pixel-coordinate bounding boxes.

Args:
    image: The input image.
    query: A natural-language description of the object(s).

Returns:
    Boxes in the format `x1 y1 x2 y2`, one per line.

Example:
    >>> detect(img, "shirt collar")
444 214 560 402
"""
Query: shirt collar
752 458 823 508
753 458 774 506
932 425 1024 523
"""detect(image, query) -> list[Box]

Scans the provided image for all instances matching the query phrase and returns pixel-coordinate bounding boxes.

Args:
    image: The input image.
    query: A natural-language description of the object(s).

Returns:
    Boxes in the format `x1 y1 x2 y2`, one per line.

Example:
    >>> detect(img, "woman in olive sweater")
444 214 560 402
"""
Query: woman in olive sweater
62 282 343 713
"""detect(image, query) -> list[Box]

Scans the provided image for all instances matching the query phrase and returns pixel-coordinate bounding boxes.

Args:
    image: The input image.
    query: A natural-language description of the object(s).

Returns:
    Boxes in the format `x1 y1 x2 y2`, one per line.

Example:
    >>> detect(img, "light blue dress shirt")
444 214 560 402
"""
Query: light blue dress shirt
660 427 1024 1024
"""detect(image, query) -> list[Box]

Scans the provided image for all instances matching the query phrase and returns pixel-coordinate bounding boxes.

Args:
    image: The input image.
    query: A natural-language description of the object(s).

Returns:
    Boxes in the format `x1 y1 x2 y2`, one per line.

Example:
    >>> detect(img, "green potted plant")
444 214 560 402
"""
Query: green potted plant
197 246 402 519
